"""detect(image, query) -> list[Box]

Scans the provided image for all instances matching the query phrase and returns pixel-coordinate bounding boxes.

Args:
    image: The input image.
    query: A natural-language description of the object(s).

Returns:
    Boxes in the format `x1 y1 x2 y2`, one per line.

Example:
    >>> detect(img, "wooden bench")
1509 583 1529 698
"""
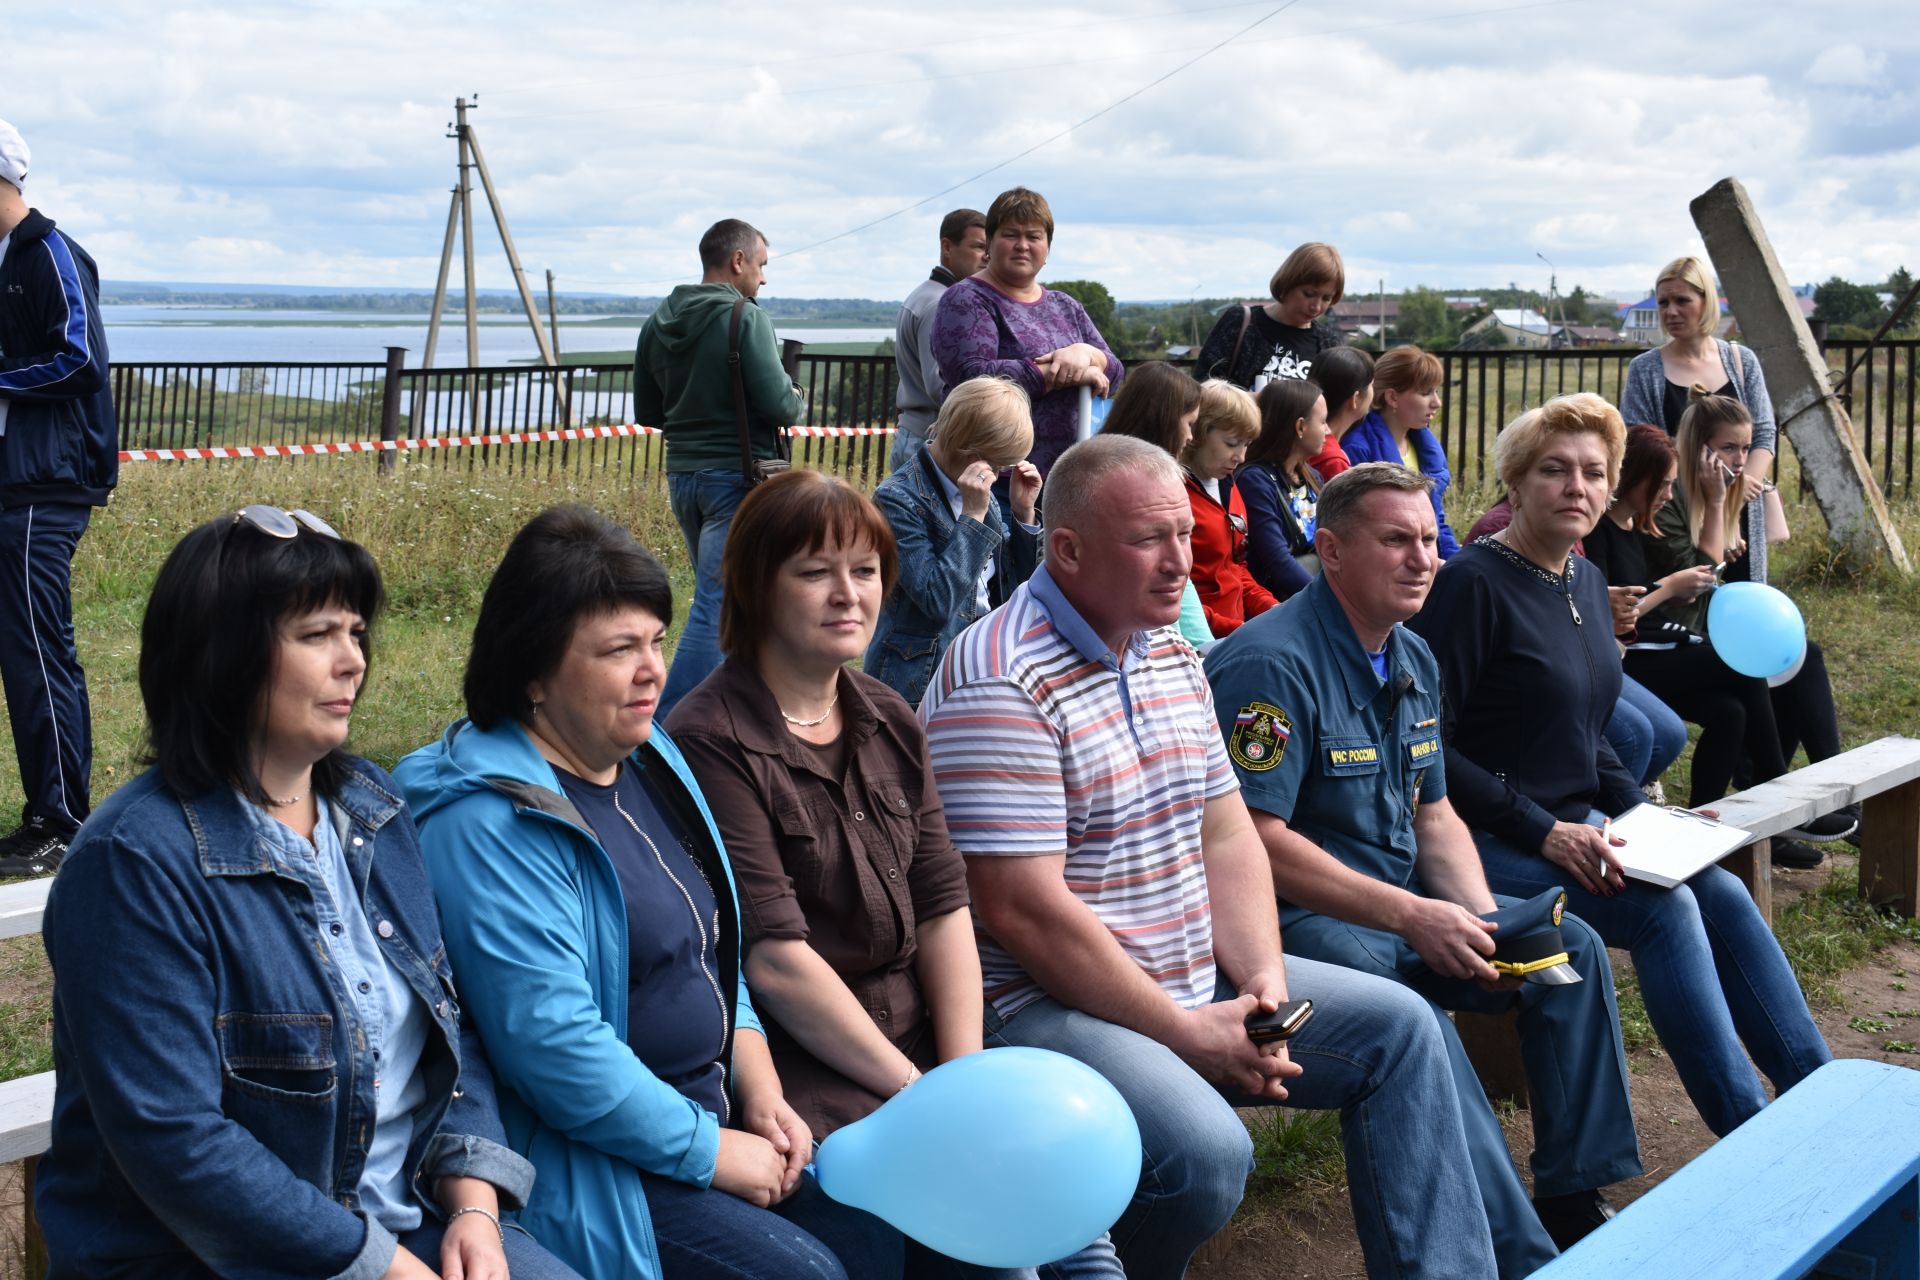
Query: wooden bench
1461 734 1920 1105
1533 1058 1920 1278
0 1071 54 1278
1711 734 1920 923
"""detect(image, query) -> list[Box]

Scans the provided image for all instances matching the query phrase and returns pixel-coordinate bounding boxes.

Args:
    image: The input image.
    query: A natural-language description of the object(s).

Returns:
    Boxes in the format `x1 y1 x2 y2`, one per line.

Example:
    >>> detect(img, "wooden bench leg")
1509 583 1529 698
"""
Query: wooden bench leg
1454 1011 1529 1108
23 1155 45 1280
1860 778 1920 919
1722 839 1774 924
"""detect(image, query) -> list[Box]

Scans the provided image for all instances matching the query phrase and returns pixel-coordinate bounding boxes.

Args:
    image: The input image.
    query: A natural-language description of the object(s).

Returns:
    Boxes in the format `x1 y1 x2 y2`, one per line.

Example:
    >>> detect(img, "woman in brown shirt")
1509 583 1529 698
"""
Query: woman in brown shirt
667 471 1123 1279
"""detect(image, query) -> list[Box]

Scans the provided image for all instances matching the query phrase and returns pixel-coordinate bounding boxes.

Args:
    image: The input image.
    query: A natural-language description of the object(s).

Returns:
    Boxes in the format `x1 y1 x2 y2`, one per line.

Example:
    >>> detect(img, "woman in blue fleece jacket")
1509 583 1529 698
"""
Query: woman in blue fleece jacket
1339 345 1461 559
398 505 899 1280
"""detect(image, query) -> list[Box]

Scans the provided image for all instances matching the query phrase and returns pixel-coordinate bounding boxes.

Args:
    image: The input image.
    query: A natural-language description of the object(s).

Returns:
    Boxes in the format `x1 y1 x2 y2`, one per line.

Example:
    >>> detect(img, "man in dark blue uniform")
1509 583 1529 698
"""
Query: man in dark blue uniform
0 119 117 874
1206 463 1641 1274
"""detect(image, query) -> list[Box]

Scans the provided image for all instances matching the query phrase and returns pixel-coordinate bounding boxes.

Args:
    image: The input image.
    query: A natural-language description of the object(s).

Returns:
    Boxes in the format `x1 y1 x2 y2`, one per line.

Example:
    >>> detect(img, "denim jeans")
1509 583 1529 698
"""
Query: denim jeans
399 1220 586 1280
1285 902 1641 1277
984 955 1498 1280
1475 813 1831 1137
663 468 751 717
640 1169 903 1279
1606 675 1689 787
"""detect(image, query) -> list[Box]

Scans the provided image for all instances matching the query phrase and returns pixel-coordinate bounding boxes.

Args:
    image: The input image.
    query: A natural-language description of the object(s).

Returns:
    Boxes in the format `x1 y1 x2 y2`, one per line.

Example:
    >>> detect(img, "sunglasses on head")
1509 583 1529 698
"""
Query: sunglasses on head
234 504 341 540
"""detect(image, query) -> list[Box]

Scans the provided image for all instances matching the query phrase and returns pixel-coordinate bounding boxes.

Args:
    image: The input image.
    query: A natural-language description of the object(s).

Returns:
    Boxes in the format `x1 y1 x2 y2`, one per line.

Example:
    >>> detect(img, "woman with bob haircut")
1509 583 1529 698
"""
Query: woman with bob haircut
1645 393 1856 855
1182 379 1276 636
1408 394 1831 1140
1193 241 1348 393
1340 345 1460 558
38 507 582 1280
866 376 1043 707
1238 377 1331 600
667 472 1123 1278
397 504 899 1280
931 186 1123 476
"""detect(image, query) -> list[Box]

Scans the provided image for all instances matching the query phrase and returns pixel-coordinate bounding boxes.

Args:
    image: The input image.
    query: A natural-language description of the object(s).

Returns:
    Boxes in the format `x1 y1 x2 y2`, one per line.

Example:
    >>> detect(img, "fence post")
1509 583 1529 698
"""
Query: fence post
378 346 407 474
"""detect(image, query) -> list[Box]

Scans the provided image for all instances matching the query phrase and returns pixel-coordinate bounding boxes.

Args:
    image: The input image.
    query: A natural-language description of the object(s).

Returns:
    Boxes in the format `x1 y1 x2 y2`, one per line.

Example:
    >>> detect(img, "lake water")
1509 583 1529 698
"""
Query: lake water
101 305 894 365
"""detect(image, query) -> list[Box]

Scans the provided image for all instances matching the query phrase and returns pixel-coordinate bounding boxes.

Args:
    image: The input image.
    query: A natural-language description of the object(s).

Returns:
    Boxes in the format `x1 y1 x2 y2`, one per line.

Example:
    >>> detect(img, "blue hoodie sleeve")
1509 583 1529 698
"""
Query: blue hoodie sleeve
415 790 724 1188
0 229 108 403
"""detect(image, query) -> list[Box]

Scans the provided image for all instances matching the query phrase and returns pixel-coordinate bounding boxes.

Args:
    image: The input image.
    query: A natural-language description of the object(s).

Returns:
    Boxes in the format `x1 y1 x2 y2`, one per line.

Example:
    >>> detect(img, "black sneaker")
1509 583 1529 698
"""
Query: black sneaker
1787 805 1858 844
0 816 68 877
1770 837 1825 870
1533 1190 1617 1250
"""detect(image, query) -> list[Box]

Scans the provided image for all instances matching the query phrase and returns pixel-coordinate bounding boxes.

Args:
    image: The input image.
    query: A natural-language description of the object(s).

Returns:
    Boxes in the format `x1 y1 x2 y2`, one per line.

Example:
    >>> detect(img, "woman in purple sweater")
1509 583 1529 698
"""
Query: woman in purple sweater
931 186 1122 475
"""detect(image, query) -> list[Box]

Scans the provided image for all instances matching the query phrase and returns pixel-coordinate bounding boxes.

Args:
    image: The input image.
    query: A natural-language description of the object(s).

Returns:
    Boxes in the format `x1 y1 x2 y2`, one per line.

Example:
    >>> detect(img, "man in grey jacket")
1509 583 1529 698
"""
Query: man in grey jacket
890 209 986 471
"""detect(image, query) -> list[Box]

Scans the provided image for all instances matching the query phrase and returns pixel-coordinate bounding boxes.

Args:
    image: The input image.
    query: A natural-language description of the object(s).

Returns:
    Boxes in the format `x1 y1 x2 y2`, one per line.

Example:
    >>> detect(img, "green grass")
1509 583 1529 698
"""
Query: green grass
1245 1108 1347 1203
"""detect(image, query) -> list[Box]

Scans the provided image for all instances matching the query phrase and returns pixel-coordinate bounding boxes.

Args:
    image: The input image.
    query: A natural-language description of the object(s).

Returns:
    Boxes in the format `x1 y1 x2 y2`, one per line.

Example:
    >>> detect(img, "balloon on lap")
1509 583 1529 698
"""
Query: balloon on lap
813 1047 1141 1267
1707 582 1806 680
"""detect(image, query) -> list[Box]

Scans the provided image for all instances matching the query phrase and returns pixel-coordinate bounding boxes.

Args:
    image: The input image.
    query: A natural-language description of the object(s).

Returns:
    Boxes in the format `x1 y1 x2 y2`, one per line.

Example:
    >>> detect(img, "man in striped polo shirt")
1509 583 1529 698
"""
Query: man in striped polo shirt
921 435 1501 1280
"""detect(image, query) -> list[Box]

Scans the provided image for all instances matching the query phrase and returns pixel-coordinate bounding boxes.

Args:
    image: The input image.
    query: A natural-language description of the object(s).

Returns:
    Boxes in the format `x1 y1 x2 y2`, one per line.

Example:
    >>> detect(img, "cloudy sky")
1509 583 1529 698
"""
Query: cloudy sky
12 0 1917 301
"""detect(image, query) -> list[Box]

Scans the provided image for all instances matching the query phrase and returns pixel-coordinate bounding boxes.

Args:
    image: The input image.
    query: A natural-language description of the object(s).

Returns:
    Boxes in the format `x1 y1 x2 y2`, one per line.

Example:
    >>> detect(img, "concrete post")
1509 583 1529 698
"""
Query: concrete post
1690 178 1911 572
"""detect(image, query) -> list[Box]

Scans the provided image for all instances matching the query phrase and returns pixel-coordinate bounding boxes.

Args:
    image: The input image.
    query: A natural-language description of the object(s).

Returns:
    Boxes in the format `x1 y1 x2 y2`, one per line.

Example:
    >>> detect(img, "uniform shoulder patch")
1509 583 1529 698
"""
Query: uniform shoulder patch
1228 702 1293 772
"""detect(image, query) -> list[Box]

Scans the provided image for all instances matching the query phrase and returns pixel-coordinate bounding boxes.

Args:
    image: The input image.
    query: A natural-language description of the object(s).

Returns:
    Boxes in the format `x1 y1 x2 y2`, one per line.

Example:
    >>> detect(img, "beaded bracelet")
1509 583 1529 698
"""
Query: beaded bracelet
447 1205 504 1246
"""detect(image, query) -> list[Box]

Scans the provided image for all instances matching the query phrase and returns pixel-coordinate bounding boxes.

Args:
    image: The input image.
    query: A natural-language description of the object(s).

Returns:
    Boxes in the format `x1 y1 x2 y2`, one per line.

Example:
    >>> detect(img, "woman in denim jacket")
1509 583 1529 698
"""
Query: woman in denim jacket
866 377 1042 707
37 508 580 1280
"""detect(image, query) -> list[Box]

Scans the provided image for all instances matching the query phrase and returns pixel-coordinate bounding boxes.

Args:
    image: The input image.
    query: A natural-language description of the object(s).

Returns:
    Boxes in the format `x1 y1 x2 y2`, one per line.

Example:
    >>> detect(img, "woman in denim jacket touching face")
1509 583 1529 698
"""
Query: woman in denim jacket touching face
36 509 581 1280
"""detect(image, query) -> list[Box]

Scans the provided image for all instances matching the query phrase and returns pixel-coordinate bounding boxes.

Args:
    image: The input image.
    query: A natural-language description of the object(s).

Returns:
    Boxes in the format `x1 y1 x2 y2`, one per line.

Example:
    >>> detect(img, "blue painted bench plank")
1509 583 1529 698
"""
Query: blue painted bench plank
1536 1060 1920 1279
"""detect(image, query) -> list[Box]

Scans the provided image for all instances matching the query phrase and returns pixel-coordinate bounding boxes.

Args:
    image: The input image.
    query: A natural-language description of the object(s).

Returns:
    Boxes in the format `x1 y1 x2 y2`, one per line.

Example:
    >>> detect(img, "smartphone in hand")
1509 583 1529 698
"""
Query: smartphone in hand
1245 999 1315 1045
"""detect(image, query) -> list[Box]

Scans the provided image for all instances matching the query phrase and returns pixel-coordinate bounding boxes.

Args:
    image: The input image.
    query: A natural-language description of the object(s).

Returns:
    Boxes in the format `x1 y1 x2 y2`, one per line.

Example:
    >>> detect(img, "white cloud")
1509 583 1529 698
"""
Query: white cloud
10 0 1919 300
1806 44 1887 88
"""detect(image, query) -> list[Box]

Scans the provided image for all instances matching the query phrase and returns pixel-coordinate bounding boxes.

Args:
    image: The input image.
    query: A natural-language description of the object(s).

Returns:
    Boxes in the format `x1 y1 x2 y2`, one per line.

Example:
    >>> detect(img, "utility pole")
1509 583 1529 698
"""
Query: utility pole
1536 252 1572 348
545 269 563 361
422 96 568 423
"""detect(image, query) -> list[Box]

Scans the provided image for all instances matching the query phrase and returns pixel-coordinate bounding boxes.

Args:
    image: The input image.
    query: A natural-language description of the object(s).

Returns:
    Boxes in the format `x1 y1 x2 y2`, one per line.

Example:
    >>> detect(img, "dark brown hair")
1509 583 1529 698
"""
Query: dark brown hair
940 207 986 245
1618 424 1677 531
1246 378 1326 472
1099 362 1202 457
720 470 899 663
985 187 1055 243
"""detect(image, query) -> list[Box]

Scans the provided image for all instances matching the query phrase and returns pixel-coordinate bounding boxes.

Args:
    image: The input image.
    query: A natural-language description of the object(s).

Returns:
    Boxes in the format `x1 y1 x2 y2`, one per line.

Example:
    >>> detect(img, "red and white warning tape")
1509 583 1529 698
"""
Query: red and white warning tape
119 421 896 462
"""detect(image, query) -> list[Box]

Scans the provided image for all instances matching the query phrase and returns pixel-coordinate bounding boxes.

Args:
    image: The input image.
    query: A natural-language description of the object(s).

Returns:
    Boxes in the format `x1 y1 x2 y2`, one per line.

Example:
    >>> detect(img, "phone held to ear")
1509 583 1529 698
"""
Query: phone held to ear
1245 999 1315 1045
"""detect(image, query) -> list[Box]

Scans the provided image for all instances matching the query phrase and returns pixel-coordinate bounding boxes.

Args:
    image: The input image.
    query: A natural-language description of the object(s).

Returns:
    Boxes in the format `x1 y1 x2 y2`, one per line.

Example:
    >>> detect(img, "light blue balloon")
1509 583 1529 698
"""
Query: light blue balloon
813 1047 1141 1268
1707 581 1807 678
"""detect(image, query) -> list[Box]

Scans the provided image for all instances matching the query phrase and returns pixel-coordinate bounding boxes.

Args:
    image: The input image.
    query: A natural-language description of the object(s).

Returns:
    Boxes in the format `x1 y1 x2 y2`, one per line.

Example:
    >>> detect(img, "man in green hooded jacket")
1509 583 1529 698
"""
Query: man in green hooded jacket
636 219 804 714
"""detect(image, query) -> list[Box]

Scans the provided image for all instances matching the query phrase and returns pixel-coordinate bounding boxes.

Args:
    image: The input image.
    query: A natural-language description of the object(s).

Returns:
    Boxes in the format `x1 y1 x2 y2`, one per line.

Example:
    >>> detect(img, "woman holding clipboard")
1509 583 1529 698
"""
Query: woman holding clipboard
1408 394 1830 1140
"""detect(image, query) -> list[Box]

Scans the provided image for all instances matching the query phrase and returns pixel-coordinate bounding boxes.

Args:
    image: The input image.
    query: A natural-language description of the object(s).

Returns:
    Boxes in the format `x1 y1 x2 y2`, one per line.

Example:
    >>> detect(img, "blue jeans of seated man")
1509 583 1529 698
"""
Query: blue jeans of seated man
663 468 750 717
984 954 1498 1280
1607 675 1689 786
1476 811 1832 1138
400 1218 586 1280
640 1168 903 1279
1284 901 1643 1279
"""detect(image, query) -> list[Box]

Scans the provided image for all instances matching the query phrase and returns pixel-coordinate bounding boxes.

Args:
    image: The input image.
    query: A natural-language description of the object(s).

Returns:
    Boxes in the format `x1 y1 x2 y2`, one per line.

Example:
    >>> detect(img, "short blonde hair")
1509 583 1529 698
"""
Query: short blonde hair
1188 379 1261 457
1655 256 1721 338
1269 242 1346 307
1493 392 1627 493
930 377 1033 468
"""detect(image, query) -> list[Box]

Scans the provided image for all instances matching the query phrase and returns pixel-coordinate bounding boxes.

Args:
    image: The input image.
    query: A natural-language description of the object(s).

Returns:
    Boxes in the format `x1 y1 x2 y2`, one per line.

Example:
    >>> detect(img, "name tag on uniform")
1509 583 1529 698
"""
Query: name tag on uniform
1406 734 1441 764
1323 738 1381 775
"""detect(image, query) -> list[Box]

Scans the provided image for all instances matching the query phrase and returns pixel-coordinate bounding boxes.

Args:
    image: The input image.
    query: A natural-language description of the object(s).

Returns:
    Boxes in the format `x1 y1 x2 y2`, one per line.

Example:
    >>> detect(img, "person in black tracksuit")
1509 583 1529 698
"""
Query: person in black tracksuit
0 119 118 873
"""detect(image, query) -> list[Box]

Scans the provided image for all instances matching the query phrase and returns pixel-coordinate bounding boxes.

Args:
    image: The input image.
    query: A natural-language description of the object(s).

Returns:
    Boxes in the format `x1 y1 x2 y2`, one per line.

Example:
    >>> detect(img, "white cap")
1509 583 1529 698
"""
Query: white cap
0 119 28 191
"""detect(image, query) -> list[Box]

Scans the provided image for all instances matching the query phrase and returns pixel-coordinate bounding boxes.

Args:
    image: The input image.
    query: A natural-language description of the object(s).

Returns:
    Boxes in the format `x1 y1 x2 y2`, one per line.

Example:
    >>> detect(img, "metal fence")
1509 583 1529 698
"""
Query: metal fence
110 340 1919 498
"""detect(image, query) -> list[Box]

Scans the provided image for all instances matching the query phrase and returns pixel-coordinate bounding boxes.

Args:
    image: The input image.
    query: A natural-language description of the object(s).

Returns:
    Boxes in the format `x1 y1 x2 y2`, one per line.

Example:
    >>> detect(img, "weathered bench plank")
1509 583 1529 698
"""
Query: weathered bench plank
1535 1059 1920 1278
0 1072 55 1165
0 879 51 943
1711 735 1920 841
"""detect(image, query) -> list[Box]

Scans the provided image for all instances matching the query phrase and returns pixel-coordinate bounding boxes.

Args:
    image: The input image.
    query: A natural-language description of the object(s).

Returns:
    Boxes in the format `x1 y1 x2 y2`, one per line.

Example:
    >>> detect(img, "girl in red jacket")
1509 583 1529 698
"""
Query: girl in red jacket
1183 380 1276 637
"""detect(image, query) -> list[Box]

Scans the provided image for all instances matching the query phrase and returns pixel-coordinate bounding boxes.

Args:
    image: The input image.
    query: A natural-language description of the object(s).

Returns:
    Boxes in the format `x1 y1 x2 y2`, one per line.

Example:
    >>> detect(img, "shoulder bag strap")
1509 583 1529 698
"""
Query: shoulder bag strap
729 296 756 474
1226 302 1255 383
